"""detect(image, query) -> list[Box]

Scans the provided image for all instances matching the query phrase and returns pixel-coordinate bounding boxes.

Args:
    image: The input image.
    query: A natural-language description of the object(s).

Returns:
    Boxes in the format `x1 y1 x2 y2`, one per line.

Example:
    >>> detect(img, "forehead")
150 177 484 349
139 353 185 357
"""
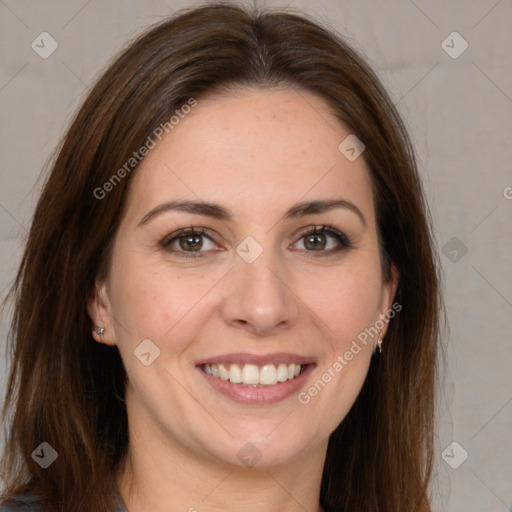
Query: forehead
123 87 375 226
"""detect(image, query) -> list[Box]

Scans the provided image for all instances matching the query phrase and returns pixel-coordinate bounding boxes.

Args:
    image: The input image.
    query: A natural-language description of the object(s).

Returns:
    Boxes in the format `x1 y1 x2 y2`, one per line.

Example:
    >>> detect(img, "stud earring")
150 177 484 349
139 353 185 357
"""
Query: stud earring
94 326 105 342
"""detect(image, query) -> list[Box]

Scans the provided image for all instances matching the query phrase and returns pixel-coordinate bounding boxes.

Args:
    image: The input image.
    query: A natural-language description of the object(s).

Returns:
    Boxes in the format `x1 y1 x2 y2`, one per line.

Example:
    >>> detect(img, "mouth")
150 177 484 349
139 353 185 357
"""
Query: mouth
196 353 315 405
202 362 307 387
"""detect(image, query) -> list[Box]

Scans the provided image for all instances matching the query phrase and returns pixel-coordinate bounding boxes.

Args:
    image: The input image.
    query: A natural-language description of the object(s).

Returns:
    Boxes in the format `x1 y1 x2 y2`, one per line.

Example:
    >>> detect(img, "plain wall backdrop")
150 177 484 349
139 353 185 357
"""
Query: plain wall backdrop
0 1 511 511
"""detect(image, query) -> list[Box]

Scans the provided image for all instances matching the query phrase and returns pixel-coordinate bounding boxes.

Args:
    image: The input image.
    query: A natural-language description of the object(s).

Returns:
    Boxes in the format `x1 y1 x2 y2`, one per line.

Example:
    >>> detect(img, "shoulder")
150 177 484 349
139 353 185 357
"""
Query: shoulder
0 494 43 511
0 492 127 512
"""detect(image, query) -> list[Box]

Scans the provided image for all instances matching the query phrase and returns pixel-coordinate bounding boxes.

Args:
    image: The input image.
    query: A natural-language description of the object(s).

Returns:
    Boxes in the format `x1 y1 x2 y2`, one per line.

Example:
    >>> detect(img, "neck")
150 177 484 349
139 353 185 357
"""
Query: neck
116 412 327 512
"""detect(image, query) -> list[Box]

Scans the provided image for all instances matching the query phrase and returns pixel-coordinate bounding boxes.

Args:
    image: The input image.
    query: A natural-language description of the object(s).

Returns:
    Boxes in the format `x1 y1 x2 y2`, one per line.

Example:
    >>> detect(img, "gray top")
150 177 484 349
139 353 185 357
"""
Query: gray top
0 493 128 511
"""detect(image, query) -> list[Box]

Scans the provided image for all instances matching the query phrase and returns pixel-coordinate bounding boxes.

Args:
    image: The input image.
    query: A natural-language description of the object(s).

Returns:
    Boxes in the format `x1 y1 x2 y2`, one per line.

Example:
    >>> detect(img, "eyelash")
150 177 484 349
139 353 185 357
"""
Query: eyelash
160 225 352 259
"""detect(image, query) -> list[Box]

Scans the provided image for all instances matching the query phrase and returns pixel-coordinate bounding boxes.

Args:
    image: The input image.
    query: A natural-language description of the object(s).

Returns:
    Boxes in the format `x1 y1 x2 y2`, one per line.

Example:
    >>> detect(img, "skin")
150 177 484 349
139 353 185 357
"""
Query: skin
88 87 398 512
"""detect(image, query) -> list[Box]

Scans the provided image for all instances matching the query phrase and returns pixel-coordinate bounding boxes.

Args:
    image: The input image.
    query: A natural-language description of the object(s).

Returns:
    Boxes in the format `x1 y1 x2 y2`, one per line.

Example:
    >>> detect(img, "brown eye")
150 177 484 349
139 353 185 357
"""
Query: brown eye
178 233 203 251
304 232 327 250
161 227 219 258
292 225 352 255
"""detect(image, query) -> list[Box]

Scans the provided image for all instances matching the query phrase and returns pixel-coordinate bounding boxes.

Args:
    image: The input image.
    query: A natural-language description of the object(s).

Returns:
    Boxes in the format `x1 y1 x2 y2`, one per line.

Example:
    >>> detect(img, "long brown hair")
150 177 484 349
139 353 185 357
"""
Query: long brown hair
0 3 443 511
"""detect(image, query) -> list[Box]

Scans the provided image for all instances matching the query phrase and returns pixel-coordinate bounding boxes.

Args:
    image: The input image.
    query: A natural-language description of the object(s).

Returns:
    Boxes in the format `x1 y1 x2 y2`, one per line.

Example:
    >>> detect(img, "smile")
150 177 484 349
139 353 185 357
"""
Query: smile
196 352 315 405
202 362 306 387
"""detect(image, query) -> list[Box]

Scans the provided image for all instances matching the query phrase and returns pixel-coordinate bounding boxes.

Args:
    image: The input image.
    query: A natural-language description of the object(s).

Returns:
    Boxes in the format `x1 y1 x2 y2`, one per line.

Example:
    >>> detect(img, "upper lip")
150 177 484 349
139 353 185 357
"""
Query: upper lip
195 352 316 367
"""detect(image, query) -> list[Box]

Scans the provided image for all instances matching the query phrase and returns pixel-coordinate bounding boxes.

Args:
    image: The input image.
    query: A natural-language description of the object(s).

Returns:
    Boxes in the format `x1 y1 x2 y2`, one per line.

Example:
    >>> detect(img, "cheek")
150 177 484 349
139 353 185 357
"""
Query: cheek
304 262 383 347
110 261 216 350
297 265 382 426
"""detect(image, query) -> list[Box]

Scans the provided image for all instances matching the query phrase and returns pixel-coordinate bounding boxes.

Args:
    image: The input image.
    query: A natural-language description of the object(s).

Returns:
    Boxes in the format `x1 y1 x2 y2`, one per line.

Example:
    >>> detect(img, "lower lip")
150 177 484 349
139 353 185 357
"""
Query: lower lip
198 365 315 405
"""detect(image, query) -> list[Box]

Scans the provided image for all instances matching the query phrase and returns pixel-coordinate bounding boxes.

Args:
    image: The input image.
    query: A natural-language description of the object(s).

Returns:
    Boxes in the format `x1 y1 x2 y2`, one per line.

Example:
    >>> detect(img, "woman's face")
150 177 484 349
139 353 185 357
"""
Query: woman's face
89 87 397 469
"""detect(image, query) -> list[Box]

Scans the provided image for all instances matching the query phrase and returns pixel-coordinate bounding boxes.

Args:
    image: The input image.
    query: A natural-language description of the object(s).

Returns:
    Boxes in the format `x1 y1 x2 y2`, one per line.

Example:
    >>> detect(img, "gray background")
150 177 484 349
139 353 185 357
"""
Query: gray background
0 1 511 510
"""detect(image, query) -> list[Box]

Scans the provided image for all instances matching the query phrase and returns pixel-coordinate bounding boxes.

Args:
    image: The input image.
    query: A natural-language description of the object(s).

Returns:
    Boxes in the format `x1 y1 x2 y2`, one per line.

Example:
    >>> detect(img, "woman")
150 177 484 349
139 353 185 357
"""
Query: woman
0 2 442 511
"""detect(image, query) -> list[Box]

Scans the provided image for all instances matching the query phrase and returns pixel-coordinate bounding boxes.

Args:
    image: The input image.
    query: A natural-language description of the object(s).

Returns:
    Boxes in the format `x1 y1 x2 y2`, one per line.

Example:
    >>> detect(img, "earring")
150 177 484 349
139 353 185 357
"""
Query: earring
94 327 105 342
376 329 383 354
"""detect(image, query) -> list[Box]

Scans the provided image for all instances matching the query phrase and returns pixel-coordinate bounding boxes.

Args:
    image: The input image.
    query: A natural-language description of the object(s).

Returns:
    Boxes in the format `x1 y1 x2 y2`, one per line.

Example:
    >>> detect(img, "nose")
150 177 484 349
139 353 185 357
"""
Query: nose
220 247 300 336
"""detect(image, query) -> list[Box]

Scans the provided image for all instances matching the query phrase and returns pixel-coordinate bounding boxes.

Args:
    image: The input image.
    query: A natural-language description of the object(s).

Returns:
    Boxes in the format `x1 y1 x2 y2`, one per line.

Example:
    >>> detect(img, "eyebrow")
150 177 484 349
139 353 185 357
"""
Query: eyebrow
137 198 366 227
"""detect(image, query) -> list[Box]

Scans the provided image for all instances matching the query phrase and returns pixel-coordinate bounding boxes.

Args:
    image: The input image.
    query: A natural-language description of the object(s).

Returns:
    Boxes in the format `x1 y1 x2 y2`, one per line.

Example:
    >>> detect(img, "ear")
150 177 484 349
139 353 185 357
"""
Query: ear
87 279 117 346
378 264 400 338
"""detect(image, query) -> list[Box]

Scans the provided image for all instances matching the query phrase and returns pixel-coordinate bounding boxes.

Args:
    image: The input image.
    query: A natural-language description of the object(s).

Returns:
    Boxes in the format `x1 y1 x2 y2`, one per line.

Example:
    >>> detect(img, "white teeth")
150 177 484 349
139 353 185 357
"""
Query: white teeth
242 364 259 385
277 363 288 382
218 363 230 381
260 364 277 385
229 364 243 383
211 364 220 378
205 362 305 386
